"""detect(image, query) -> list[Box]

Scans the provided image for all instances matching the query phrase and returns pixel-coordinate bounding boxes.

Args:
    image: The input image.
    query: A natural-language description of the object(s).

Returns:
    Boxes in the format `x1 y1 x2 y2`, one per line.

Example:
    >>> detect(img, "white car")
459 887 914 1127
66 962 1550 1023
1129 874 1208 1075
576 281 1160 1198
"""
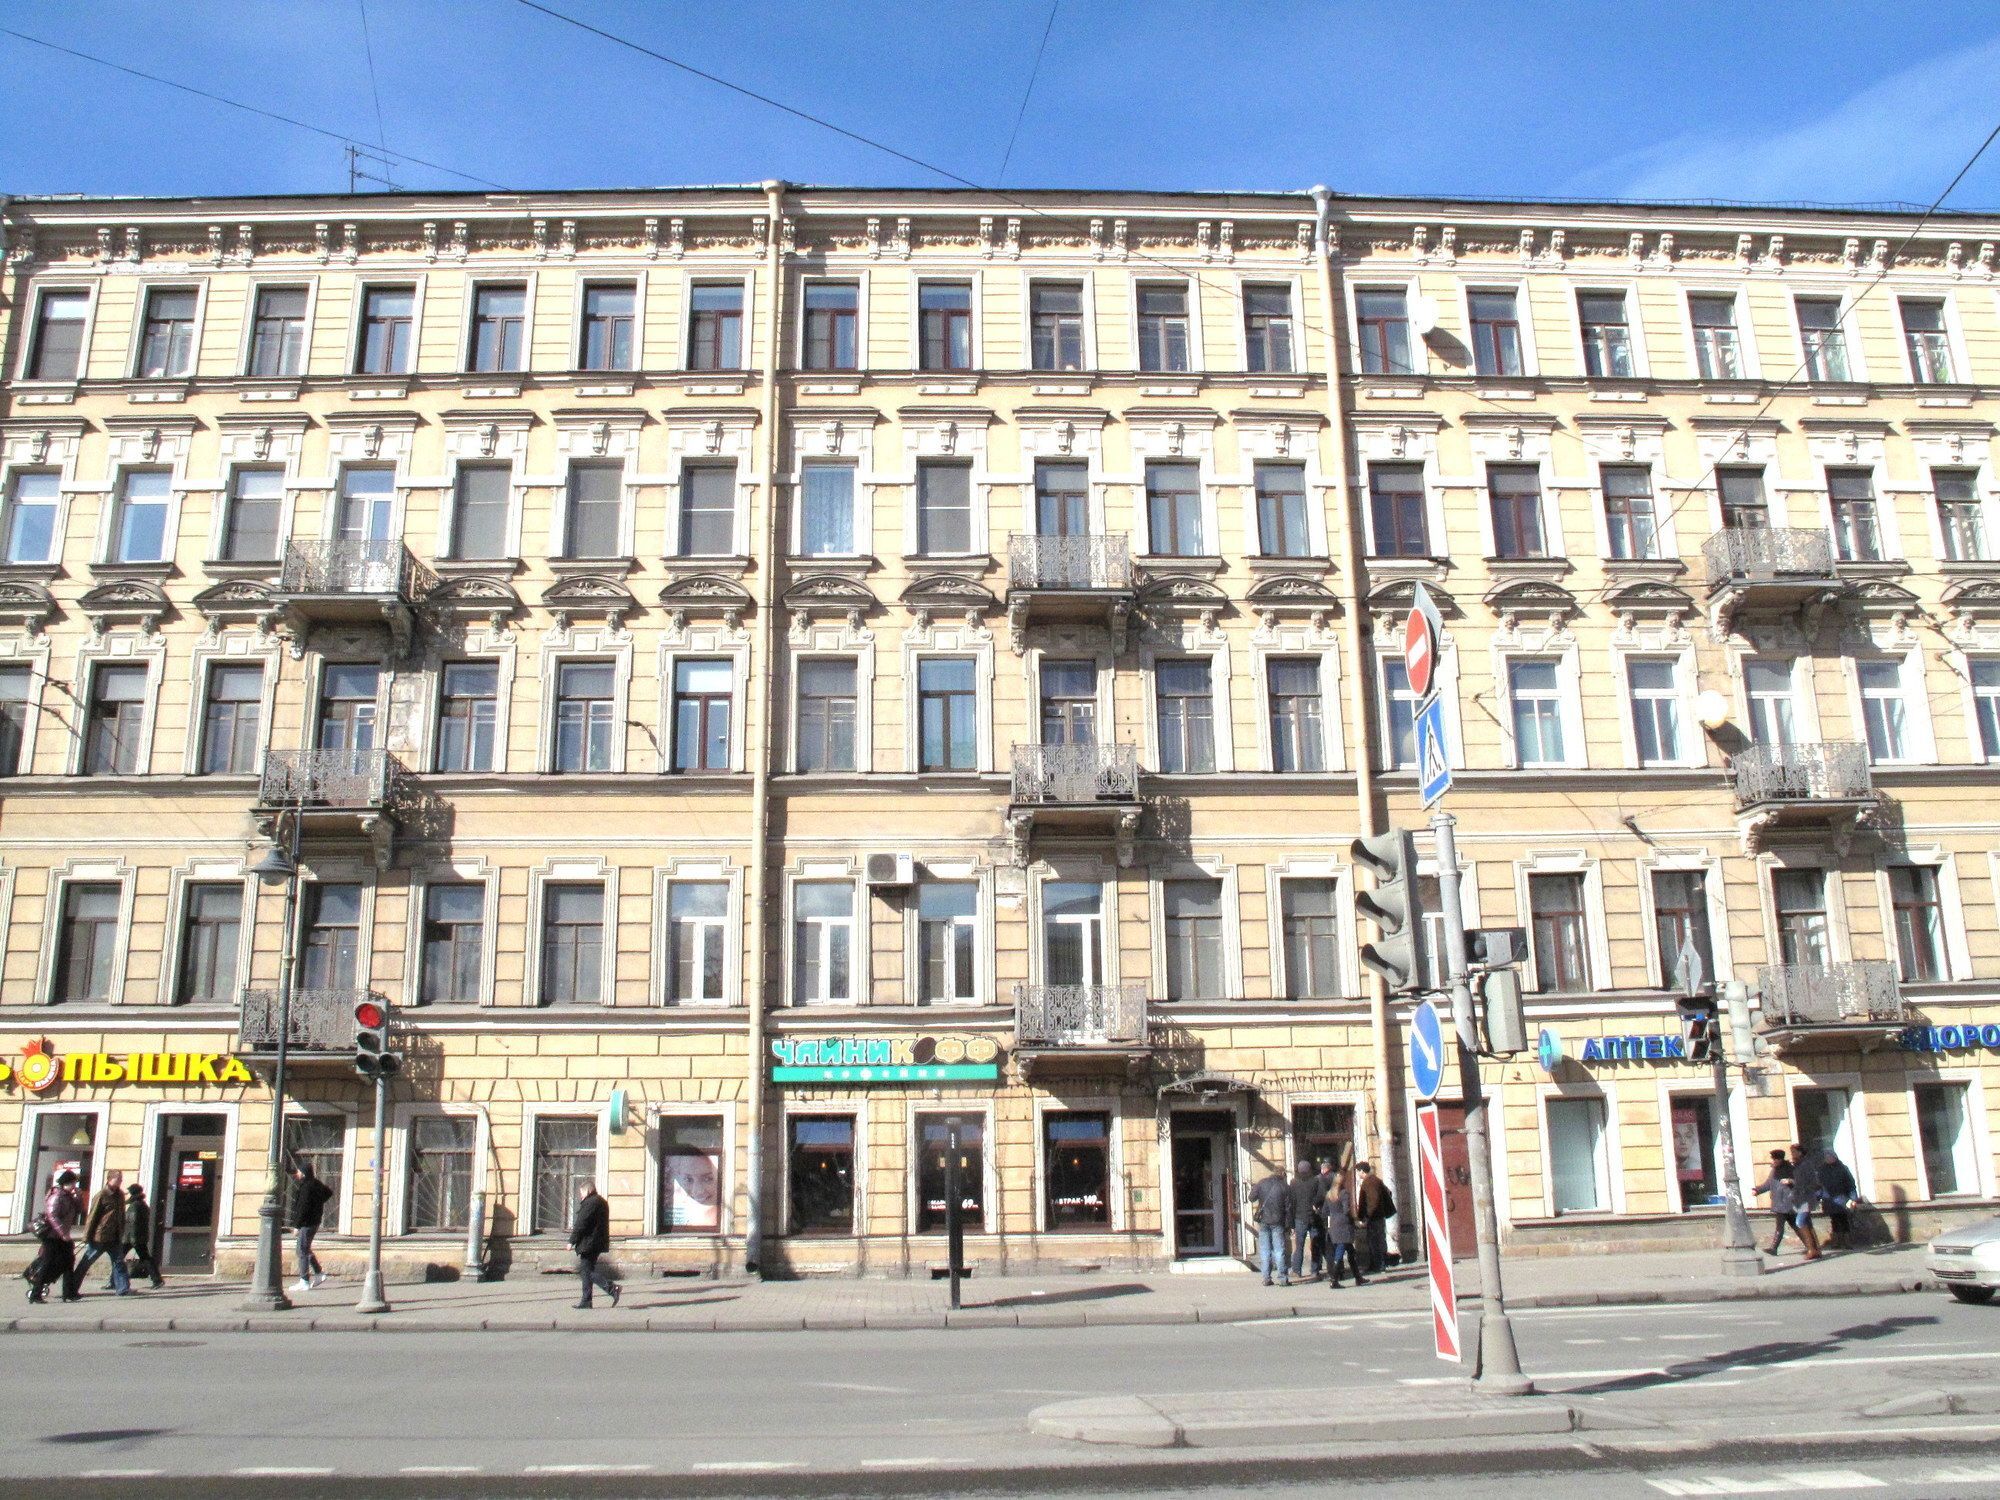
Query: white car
1926 1216 2000 1304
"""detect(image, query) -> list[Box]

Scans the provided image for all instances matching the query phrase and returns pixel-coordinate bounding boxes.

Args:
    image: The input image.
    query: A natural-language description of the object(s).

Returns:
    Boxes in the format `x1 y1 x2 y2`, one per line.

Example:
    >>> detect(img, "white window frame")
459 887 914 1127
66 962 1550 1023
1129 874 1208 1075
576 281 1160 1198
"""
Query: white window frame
518 1104 608 1236
797 271 869 372
1788 288 1867 383
347 277 427 377
98 464 187 568
1783 1072 1875 1199
1498 648 1585 771
1149 859 1242 1005
16 280 99 383
646 1102 737 1237
1895 291 1967 386
126 279 210 381
1126 272 1201 376
573 275 646 375
653 859 743 1007
0 463 77 568
1346 276 1425 377
37 859 137 1006
907 862 993 1007
13 1100 114 1231
1955 649 2000 763
236 278 321 378
1029 863 1119 987
1569 283 1649 379
390 1103 489 1237
903 628 995 775
1456 279 1539 379
1537 1080 1624 1218
1142 635 1235 775
524 858 619 1008
1851 649 1935 766
1614 644 1700 770
1515 850 1611 995
1906 1073 1996 1201
405 859 500 1008
789 458 869 561
538 631 634 774
1636 854 1734 995
1676 285 1761 381
785 864 865 1007
1266 859 1355 1001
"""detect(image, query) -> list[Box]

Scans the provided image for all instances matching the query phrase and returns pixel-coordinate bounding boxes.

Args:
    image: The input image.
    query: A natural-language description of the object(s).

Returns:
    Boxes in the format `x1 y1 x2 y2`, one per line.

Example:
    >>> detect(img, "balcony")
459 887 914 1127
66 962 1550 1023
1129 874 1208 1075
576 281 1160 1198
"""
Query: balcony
1702 527 1843 634
1756 960 1905 1051
1005 535 1135 652
238 986 381 1056
275 539 435 655
1014 981 1149 1078
256 748 405 866
1006 742 1142 865
1731 741 1879 851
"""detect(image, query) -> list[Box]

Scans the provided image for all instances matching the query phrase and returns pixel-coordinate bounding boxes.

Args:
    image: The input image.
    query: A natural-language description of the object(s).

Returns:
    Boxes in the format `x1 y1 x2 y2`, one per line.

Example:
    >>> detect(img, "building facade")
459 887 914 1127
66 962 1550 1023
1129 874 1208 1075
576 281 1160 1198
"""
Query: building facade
0 183 1995 1281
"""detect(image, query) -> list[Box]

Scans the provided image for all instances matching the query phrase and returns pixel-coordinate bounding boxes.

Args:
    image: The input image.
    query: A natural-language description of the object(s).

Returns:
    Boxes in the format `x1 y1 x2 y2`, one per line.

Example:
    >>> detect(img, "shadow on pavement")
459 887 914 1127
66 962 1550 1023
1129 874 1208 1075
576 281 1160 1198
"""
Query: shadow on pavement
1559 1312 1940 1395
983 1282 1151 1309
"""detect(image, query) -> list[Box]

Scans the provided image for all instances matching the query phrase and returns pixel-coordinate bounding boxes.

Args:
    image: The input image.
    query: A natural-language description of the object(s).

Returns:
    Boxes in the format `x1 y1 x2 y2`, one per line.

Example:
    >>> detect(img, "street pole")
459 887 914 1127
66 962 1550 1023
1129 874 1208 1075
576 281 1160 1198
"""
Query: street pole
242 805 301 1312
1431 811 1531 1396
356 1069 392 1313
944 1115 964 1312
1711 1043 1763 1277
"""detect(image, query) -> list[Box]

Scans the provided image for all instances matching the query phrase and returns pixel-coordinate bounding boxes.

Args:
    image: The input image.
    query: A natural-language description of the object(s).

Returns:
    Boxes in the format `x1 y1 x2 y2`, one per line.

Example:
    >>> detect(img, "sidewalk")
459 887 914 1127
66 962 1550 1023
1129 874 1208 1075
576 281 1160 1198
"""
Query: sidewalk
2 1241 1936 1334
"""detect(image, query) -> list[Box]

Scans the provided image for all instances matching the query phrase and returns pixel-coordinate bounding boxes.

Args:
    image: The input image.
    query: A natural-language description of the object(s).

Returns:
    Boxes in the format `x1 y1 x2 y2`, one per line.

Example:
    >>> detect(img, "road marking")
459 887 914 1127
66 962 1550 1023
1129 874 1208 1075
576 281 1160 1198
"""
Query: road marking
234 1469 335 1478
401 1466 482 1476
1565 1338 1608 1345
692 1461 807 1473
1778 1474 1885 1491
1647 1481 1792 1495
525 1464 654 1475
810 1381 913 1393
79 1472 162 1481
1923 1463 2000 1483
861 1458 939 1469
1412 1346 2000 1389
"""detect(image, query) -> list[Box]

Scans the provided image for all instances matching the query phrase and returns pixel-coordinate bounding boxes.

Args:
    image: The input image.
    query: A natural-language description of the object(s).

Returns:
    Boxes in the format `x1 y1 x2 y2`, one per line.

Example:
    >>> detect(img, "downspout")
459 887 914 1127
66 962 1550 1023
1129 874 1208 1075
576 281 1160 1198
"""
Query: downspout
1308 187 1400 1201
744 179 788 1276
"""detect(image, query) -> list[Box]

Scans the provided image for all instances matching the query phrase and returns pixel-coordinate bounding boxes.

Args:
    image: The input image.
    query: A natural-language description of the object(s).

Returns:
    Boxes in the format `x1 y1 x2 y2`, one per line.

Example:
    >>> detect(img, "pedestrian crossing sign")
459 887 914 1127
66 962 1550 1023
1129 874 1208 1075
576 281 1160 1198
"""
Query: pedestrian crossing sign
1416 696 1451 807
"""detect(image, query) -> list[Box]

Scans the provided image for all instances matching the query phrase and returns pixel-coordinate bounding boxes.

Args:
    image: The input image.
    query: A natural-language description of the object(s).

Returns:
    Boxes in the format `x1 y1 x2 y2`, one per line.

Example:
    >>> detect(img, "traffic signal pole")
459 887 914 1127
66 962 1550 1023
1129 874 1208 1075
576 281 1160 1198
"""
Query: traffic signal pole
356 1069 391 1314
1710 983 1763 1278
1430 811 1531 1396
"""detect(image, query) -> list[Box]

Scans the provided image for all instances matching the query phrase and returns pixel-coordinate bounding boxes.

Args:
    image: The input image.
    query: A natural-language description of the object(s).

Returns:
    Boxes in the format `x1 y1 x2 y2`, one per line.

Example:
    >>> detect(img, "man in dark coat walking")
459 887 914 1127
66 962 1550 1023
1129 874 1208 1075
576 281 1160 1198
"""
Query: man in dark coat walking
123 1184 163 1290
1354 1161 1396 1275
288 1160 334 1291
569 1180 619 1309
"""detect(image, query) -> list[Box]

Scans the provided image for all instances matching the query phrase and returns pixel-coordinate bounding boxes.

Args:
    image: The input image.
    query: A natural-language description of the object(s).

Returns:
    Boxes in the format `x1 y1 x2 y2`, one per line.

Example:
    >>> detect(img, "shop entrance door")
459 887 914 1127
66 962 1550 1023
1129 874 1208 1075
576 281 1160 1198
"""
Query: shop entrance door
1430 1102 1479 1260
155 1114 227 1273
1170 1110 1235 1258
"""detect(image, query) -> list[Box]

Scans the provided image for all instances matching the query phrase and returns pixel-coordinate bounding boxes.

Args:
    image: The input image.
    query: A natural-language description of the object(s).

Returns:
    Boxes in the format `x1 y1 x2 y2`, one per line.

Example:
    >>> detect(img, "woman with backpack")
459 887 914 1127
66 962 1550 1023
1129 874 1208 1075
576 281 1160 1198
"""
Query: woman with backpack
26 1169 83 1304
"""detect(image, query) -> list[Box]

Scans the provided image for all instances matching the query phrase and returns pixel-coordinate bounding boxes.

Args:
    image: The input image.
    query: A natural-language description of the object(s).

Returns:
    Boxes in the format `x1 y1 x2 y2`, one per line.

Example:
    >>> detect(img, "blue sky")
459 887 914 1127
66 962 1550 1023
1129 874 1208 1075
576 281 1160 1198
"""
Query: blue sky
4 1 2000 207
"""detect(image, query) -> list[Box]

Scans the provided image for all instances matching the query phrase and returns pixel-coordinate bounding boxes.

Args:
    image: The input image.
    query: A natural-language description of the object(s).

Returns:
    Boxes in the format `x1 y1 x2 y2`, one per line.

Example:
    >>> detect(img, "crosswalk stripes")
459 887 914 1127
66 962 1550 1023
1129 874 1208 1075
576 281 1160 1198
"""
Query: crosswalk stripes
1648 1463 2000 1495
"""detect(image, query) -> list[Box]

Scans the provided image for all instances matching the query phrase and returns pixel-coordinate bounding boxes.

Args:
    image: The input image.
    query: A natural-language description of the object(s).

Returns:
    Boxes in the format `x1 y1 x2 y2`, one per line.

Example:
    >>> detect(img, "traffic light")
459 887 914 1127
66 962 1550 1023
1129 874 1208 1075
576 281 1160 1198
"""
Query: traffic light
1680 1005 1718 1063
1480 969 1528 1056
1466 927 1528 969
1351 830 1426 993
1720 980 1763 1063
353 997 401 1082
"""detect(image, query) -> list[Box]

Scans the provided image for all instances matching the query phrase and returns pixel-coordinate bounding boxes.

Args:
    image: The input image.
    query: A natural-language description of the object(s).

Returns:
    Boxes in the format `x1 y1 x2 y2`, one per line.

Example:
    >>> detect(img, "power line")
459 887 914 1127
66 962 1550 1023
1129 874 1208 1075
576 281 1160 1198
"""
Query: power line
996 1 1060 186
355 0 393 162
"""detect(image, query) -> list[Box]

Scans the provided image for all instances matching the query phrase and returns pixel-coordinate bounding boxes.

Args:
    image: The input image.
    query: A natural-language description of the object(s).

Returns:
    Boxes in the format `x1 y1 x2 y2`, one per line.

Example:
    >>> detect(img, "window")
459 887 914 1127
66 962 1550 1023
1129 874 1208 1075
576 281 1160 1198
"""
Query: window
553 662 615 773
792 882 855 1004
579 282 635 371
299 882 362 992
334 466 394 543
222 468 283 562
1382 661 1417 769
667 882 729 1005
1029 282 1085 370
1773 869 1830 968
1934 470 1986 563
1487 465 1545 559
916 462 972 555
137 287 197 378
1255 462 1311 557
282 1116 344 1211
1042 881 1104 987
1901 298 1954 383
795 659 857 773
1136 283 1190 372
687 283 743 370
1155 660 1215 774
1548 1097 1610 1214
1651 870 1713 991
0 667 30 776
315 663 379 753
798 462 855 557
659 1116 725 1231
1688 294 1743 379
1578 292 1634 377
450 465 510 561
111 470 171 563
916 1115 985 1232
1718 468 1770 530
1469 289 1523 377
23 1113 98 1227
1243 284 1296 373
1039 659 1098 747
1828 470 1882 562
1669 1094 1720 1211
1268 659 1324 772
1793 1085 1856 1164
1034 460 1089 538
54 883 120 1002
1508 659 1566 766
407 1116 475 1232
26 289 89 380
420 883 485 1005
1858 660 1909 762
1163 878 1224 1001
1281 878 1340 999
1890 865 1947 983
1601 466 1659 561
1355 289 1410 376
1627 657 1682 765
802 281 859 370
1293 1104 1357 1176
917 657 977 771
3 471 60 564
532 1118 598 1234
1972 658 2000 759
917 882 978 1005
1369 463 1428 557
177 883 242 1005
1797 297 1851 382
1145 461 1204 556
248 286 307 377
467 283 525 372
1043 1112 1111 1230
1915 1082 1976 1198
678 466 736 556
1745 659 1798 749
85 664 147 775
671 659 733 772
1529 872 1589 992
540 884 605 1006
918 281 973 371
563 462 622 560
788 1116 855 1234
355 286 415 375
200 663 263 775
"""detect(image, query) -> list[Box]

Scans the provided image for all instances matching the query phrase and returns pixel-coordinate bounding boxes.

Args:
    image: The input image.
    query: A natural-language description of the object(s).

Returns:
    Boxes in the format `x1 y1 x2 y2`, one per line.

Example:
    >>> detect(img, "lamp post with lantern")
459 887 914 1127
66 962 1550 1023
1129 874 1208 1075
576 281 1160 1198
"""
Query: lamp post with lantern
240 802 303 1312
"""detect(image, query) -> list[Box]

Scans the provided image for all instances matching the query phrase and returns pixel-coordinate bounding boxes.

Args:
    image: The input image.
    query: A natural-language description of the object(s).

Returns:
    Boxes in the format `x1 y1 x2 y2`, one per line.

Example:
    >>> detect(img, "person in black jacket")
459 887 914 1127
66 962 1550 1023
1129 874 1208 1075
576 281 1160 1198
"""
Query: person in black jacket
287 1161 334 1291
1286 1160 1327 1283
568 1181 619 1308
1818 1149 1860 1250
123 1184 163 1290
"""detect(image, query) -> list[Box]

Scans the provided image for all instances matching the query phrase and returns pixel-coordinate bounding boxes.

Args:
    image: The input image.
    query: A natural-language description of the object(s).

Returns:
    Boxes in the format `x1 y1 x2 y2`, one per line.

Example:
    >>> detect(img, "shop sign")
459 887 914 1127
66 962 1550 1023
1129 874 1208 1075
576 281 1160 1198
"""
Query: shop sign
0 1042 254 1090
1900 1024 2000 1053
771 1034 1002 1084
1576 1033 1688 1065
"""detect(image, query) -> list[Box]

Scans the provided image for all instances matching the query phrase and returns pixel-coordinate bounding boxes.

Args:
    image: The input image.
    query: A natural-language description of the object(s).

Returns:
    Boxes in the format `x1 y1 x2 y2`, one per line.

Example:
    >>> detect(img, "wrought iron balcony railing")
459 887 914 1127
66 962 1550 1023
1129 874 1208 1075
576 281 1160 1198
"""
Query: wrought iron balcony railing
259 748 403 810
239 986 378 1052
1011 742 1140 804
1008 534 1133 592
1731 741 1872 808
1703 526 1837 589
1757 960 1903 1028
1014 981 1147 1048
279 538 437 601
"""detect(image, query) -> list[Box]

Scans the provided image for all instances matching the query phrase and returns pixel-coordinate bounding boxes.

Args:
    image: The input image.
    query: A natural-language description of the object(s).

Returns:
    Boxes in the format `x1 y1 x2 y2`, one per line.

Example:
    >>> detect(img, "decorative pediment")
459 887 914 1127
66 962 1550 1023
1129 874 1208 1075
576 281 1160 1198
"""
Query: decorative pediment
781 573 878 614
79 578 172 632
1366 578 1461 619
1137 574 1228 610
0 581 56 633
657 573 754 617
192 578 277 622
1943 577 2000 622
540 573 637 628
1484 579 1579 629
900 573 999 613
425 574 522 625
1605 581 1695 618
1245 574 1340 610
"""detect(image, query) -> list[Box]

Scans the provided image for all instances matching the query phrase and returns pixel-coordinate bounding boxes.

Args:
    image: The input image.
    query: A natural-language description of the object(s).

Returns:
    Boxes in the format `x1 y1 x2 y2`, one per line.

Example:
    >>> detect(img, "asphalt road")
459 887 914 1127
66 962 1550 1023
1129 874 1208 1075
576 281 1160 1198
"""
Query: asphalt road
3 1291 1997 1496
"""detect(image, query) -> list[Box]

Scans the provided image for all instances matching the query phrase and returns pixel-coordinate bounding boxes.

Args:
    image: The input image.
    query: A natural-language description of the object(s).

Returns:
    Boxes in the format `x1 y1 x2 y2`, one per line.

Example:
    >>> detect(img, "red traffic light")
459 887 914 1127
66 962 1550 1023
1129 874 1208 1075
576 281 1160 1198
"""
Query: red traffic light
353 1000 386 1030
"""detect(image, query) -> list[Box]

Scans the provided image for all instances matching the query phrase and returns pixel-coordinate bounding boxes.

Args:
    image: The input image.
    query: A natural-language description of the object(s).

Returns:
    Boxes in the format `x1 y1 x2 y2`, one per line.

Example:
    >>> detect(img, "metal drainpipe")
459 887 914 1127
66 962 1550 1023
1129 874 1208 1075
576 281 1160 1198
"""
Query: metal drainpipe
743 179 788 1276
1308 186 1401 1207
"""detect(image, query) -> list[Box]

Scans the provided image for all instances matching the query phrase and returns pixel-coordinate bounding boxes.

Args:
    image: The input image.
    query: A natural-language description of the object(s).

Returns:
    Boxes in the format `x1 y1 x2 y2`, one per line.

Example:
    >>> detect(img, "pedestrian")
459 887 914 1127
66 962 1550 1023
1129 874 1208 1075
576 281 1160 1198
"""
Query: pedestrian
1818 1148 1860 1250
1286 1159 1325 1283
74 1170 128 1296
1787 1143 1823 1260
568 1179 619 1309
1753 1150 1805 1255
1355 1161 1396 1276
123 1184 163 1290
1324 1169 1366 1286
1311 1159 1336 1278
1247 1163 1294 1287
27 1169 83 1304
287 1160 333 1291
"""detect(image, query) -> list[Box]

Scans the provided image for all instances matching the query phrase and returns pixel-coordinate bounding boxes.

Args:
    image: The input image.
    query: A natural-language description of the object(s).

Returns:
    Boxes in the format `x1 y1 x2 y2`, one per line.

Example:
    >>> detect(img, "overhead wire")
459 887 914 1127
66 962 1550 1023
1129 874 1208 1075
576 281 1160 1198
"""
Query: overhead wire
996 1 1060 186
354 0 397 182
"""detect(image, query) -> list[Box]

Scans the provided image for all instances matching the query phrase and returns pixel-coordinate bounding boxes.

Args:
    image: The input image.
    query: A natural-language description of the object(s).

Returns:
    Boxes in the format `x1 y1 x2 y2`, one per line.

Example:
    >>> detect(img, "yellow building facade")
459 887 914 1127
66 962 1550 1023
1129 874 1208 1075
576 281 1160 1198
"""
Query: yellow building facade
0 184 1994 1281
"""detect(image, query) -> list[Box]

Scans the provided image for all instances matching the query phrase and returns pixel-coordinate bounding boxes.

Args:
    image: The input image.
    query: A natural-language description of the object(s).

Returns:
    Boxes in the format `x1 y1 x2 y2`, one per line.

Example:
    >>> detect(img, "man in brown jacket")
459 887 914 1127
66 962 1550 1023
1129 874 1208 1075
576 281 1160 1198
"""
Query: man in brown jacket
74 1170 129 1296
1354 1162 1396 1276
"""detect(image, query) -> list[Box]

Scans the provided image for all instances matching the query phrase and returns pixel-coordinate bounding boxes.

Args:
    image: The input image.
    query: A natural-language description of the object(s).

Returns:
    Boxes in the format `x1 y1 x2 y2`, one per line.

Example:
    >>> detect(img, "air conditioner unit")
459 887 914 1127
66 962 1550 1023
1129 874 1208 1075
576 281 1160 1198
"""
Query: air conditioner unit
865 852 914 888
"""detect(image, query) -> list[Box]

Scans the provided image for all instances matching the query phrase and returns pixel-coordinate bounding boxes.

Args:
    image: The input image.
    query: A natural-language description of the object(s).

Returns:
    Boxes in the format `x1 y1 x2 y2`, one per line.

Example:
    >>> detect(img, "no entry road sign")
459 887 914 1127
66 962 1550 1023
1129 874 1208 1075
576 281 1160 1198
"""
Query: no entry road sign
1403 604 1437 700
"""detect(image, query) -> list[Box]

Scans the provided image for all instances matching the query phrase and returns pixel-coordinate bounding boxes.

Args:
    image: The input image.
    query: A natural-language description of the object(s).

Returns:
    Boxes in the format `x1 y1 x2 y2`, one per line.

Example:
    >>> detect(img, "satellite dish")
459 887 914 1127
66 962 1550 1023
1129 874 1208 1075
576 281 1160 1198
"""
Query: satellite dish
1410 295 1440 336
1696 690 1731 729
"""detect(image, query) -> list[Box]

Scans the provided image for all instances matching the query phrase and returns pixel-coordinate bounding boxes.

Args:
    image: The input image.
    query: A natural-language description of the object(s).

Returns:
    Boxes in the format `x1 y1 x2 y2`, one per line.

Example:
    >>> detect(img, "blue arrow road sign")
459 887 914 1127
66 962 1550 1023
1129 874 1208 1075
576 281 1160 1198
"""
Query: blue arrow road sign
1411 998 1446 1101
1416 695 1451 807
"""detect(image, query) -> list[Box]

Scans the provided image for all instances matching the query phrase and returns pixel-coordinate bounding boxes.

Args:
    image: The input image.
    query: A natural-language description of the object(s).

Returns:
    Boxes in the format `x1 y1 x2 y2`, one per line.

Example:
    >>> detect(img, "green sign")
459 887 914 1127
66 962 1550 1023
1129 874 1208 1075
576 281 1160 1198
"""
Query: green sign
771 1034 1002 1086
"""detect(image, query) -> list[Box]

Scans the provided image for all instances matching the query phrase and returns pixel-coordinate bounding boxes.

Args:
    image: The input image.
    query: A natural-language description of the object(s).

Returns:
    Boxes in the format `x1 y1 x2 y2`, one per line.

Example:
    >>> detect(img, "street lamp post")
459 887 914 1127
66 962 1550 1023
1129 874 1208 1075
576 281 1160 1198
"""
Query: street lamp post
241 804 302 1312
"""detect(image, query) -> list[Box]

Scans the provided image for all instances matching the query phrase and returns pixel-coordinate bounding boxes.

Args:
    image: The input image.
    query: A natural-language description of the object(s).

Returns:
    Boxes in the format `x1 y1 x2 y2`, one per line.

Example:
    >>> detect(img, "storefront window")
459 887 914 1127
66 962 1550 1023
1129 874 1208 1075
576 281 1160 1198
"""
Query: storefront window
658 1115 725 1232
1547 1096 1609 1214
916 1114 985 1233
282 1114 345 1212
532 1118 598 1234
1292 1103 1355 1173
1043 1111 1111 1230
23 1111 97 1227
1669 1095 1719 1211
1793 1086 1855 1164
1916 1082 1976 1198
788 1115 855 1234
406 1115 474 1232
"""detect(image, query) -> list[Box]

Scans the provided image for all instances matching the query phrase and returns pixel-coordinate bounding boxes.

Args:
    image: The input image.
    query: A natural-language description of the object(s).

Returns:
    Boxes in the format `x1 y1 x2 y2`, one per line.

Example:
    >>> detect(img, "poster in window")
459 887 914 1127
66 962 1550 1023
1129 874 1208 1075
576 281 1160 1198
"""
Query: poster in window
1671 1103 1705 1182
661 1119 723 1231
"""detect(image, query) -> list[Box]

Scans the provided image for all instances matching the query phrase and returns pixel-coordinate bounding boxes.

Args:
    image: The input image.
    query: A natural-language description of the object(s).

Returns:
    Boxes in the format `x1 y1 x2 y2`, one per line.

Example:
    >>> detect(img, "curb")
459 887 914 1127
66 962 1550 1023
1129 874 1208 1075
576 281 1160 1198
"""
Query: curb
1030 1392 1583 1449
